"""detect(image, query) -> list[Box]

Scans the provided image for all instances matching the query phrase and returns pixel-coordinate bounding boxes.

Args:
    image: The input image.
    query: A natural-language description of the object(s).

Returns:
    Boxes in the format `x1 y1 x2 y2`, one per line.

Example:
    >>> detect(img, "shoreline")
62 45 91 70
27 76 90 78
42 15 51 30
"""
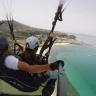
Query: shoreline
36 43 69 54
55 41 96 48
37 41 96 55
53 42 69 46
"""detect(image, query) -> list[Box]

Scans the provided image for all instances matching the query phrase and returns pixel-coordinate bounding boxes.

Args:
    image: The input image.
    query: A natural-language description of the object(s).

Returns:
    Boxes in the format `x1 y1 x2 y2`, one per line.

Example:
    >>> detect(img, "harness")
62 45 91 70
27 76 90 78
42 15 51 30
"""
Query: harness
19 53 49 83
0 55 42 92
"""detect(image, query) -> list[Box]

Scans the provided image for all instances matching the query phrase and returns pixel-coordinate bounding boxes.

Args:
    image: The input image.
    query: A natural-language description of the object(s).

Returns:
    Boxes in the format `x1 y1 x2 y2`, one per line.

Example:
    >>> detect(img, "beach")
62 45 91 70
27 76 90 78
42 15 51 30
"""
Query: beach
54 43 69 46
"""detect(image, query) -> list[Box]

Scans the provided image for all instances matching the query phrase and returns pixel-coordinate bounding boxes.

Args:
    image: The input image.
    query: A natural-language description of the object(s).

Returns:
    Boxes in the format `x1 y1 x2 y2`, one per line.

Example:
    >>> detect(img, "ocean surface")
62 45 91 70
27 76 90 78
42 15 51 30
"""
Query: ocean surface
49 34 96 96
71 33 96 45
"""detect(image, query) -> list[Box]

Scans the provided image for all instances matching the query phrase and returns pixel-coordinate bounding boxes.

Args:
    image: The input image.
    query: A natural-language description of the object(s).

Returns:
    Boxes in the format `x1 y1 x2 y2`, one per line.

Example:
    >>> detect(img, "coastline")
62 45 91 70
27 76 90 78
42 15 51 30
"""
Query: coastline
53 42 69 46
37 41 96 55
36 42 69 54
54 41 96 48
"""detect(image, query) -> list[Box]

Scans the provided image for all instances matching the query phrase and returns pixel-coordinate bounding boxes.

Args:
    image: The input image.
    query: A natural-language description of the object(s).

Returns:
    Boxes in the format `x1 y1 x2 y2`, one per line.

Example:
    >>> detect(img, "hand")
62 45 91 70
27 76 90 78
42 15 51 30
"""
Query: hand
45 69 66 79
50 60 64 71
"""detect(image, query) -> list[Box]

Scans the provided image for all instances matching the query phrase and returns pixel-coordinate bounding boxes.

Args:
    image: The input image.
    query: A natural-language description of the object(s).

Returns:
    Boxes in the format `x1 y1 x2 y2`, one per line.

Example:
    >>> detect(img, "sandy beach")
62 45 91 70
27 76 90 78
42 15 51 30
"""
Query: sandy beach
54 42 69 46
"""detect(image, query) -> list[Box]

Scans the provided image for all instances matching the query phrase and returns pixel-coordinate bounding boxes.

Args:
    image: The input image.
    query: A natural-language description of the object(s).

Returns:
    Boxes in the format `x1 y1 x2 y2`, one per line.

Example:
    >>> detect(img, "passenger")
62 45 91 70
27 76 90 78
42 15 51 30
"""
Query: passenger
19 36 65 96
0 35 64 95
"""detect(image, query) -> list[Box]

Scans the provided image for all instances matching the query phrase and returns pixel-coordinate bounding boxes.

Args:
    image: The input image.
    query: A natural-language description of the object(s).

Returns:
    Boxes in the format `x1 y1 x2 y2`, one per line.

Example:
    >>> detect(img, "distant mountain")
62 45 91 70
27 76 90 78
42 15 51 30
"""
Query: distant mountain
0 20 68 38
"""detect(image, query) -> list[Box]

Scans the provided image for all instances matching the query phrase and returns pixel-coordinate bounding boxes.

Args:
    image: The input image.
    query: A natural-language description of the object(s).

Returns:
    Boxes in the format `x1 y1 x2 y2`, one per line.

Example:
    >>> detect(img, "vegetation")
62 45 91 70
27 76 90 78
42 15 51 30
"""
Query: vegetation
0 20 76 43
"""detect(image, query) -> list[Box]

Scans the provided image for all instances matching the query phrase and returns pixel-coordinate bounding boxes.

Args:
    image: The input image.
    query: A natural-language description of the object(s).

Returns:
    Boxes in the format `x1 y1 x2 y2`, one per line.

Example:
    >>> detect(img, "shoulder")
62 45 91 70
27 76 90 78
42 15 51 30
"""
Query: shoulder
5 54 22 60
5 55 19 63
4 55 19 70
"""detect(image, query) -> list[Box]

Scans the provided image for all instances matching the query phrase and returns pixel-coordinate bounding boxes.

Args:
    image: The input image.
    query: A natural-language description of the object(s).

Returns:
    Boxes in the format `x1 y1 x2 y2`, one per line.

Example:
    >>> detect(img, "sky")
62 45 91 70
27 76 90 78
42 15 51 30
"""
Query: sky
0 0 96 36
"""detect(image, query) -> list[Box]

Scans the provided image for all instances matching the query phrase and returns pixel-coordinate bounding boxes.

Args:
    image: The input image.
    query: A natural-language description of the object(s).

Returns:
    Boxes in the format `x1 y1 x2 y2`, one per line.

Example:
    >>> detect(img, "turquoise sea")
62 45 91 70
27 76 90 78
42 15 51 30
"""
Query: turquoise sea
50 34 96 96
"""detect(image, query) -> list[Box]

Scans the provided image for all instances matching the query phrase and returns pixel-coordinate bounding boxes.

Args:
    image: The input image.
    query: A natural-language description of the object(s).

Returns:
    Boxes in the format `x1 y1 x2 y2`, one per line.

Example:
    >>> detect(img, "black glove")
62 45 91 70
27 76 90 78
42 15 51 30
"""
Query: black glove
50 60 64 71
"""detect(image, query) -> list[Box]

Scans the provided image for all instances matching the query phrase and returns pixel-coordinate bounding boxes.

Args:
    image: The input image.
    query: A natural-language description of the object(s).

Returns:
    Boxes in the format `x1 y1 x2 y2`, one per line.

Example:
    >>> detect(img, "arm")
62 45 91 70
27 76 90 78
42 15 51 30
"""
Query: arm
5 56 64 73
18 61 51 73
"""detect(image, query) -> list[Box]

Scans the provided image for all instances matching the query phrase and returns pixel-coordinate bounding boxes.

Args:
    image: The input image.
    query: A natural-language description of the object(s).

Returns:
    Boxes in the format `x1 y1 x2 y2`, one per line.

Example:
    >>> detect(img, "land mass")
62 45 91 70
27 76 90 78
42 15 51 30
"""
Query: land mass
0 20 77 46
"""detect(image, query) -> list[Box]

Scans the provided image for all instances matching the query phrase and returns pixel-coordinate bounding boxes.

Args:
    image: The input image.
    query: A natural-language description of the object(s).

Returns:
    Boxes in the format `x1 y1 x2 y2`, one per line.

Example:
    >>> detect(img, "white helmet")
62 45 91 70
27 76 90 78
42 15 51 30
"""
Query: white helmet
26 36 39 50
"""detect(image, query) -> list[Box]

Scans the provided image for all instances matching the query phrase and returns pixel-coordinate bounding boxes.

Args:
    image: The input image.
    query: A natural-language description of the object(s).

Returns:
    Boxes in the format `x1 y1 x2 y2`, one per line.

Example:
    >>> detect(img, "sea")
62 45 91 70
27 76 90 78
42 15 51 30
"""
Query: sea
49 33 96 96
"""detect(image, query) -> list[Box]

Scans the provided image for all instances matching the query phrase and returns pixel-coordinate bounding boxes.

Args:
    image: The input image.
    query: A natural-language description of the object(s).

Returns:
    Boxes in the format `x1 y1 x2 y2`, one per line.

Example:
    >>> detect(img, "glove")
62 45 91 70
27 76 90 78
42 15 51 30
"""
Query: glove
50 60 64 71
45 69 66 79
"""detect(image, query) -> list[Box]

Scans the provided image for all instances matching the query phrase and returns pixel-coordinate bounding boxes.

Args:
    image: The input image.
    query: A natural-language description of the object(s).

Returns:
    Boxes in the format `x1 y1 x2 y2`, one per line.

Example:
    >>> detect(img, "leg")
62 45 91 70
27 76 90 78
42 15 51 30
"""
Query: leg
42 79 57 96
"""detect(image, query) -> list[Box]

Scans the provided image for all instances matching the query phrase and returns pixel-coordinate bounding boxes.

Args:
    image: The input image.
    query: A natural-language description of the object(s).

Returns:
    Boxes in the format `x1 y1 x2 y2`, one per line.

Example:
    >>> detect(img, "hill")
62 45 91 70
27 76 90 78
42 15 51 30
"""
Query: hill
0 20 78 48
0 20 69 39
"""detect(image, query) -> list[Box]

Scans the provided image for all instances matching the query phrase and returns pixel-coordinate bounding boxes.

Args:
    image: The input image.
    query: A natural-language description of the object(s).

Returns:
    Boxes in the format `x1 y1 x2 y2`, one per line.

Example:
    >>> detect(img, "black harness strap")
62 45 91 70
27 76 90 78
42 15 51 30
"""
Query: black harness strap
35 4 64 64
49 4 63 35
6 18 23 55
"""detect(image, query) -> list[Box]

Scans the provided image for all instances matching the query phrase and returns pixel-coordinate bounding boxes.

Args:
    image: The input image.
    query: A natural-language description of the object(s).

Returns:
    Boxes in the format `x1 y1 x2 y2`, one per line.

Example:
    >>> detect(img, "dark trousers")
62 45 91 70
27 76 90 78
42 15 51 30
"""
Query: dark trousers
42 79 57 96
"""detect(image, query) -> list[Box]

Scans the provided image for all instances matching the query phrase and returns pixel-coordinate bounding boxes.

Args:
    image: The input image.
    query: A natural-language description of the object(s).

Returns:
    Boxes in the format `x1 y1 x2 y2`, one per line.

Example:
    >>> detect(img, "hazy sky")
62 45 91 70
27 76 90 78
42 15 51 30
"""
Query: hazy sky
0 0 96 36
